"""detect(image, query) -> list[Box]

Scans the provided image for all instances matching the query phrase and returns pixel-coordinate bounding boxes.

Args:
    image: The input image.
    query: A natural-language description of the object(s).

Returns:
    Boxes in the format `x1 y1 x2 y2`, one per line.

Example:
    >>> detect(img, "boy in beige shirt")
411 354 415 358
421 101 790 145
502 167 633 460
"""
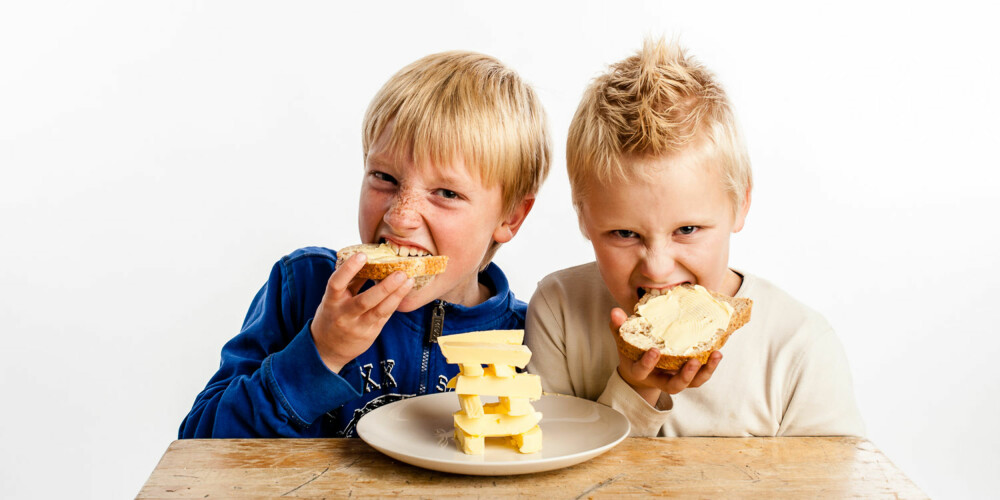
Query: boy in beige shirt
525 39 864 437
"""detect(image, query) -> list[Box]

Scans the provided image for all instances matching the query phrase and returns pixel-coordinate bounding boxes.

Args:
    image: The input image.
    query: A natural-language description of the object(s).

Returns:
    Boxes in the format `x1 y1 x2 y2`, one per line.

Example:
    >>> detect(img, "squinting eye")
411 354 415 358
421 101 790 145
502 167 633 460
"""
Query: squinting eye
370 171 397 184
612 229 639 239
677 226 698 235
436 189 460 199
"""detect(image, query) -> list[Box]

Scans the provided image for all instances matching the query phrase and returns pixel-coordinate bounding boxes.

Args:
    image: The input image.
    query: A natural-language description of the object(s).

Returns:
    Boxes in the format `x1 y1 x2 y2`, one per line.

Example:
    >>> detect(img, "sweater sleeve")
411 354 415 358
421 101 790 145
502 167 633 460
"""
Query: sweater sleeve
524 286 576 396
777 324 866 437
527 276 673 437
178 257 361 438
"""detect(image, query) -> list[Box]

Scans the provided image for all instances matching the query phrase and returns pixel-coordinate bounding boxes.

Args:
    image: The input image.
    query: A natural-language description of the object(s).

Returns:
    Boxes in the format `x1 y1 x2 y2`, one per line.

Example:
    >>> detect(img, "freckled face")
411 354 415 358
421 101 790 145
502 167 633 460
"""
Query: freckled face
579 148 748 314
358 127 509 311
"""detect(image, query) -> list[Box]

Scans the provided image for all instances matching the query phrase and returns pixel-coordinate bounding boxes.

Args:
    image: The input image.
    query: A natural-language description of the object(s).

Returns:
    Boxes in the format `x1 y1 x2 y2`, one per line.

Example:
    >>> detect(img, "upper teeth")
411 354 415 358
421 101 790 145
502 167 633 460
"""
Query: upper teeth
386 241 430 257
641 286 685 298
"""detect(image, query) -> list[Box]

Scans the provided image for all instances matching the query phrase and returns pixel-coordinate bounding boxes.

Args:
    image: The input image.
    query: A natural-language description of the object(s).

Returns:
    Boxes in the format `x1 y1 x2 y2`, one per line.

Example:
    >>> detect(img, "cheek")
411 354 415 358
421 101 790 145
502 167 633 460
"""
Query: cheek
706 233 730 264
593 245 634 283
357 190 394 236
431 214 468 244
685 236 730 281
358 186 382 211
357 194 381 223
429 212 493 266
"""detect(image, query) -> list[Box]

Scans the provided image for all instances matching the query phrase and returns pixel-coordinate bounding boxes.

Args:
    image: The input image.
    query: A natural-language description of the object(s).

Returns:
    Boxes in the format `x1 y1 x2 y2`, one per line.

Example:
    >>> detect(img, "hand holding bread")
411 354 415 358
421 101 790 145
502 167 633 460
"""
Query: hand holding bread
310 250 416 373
311 243 450 373
610 307 723 405
610 284 752 404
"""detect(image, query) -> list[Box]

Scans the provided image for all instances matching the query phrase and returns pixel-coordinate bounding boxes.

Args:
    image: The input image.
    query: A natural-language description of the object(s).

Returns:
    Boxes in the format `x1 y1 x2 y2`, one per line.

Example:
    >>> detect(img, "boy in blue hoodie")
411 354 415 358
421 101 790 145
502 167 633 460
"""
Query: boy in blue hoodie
180 51 550 438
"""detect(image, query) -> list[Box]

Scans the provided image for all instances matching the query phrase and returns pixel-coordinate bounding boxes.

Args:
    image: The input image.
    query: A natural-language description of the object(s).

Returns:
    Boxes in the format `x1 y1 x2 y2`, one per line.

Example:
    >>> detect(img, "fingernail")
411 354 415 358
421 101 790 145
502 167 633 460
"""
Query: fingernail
390 272 406 283
354 253 367 263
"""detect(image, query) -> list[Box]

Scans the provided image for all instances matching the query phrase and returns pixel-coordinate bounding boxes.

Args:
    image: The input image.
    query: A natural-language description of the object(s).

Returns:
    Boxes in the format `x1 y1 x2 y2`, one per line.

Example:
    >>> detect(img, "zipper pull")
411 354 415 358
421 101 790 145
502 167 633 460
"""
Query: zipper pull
429 300 446 343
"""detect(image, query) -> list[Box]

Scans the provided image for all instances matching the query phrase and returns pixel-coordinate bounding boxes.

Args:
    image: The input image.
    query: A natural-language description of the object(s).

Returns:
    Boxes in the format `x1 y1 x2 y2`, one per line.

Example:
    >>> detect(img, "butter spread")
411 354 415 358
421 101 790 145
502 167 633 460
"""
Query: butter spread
636 285 734 355
358 243 403 263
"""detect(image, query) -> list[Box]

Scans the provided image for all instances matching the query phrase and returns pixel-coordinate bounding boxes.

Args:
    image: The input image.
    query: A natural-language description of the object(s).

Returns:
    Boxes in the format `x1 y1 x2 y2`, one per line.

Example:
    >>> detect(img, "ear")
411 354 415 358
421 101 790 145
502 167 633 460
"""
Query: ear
732 188 752 233
493 196 535 244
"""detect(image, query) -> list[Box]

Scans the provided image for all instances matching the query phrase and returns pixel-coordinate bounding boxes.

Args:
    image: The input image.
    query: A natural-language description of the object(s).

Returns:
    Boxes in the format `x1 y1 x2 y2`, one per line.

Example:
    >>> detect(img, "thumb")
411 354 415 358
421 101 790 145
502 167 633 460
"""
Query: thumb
609 307 628 330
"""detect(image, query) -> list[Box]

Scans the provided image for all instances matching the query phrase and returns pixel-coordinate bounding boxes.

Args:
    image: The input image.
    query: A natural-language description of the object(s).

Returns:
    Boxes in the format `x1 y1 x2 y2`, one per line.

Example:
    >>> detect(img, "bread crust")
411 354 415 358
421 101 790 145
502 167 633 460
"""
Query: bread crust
614 286 753 371
337 244 448 286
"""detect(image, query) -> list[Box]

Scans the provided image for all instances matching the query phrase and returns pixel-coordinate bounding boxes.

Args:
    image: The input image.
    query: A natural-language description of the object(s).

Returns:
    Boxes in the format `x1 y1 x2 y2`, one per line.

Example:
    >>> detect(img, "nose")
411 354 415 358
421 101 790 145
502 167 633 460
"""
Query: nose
639 243 677 282
383 190 422 232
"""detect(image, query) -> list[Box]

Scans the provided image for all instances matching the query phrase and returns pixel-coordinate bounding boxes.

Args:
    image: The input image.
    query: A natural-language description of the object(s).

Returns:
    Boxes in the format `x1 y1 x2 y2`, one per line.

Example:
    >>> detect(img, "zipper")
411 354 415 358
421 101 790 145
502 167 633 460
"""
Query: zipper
428 300 446 343
419 300 447 394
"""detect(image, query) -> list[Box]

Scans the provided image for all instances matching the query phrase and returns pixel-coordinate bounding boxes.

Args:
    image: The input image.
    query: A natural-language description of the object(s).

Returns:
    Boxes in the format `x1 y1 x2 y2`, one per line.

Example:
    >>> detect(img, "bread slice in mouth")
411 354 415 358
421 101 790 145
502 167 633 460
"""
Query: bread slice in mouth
336 243 448 289
615 284 752 371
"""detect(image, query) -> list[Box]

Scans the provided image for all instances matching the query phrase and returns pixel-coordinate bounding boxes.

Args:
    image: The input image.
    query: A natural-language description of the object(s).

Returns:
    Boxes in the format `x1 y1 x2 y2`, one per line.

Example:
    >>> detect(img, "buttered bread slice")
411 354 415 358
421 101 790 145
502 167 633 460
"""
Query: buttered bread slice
615 284 752 371
337 243 448 289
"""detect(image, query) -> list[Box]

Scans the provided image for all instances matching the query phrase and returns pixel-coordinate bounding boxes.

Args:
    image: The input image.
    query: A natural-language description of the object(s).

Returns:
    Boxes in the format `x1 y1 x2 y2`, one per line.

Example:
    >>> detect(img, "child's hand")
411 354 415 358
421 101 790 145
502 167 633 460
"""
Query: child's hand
609 308 723 406
311 252 415 373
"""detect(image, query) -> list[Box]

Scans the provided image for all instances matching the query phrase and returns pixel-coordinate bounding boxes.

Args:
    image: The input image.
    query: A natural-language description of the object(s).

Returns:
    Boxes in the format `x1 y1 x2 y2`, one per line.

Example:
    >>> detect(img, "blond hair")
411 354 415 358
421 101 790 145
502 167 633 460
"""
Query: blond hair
567 39 752 212
363 51 550 217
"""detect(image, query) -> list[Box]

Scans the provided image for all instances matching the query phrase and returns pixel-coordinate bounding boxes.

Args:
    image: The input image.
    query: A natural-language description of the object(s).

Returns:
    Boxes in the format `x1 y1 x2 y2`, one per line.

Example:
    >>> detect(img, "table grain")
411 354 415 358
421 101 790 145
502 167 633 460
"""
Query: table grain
137 437 925 499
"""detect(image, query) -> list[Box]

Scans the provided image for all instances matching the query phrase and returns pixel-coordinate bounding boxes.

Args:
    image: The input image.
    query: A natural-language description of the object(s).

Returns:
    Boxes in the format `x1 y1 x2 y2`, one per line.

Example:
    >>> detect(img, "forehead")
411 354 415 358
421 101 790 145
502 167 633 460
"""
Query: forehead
581 150 733 225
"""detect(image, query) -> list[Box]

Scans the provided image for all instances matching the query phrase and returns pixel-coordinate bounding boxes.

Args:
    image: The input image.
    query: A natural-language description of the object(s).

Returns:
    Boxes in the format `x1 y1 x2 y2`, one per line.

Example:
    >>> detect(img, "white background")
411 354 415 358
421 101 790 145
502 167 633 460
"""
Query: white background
2 1 998 498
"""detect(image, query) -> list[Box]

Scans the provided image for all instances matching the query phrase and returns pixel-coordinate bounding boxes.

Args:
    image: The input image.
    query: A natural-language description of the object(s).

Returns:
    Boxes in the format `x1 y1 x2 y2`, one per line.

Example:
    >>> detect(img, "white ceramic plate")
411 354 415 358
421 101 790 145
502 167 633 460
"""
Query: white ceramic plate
357 392 630 475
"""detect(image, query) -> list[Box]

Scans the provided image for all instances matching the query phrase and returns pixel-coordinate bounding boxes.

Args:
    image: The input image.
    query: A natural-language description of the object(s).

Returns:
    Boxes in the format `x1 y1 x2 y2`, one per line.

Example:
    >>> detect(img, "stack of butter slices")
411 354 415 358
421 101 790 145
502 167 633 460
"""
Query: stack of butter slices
616 284 753 371
438 330 542 455
337 243 448 289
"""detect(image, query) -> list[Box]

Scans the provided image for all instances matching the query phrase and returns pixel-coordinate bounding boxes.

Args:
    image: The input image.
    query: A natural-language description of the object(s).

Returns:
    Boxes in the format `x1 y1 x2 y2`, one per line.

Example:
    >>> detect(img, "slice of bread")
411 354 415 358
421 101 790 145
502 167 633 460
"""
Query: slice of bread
337 243 448 289
614 285 753 371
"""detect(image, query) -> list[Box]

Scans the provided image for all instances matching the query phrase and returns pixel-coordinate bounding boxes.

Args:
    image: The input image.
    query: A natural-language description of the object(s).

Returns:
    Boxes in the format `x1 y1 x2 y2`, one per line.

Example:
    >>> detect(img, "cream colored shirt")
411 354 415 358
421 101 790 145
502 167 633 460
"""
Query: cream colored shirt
525 262 865 437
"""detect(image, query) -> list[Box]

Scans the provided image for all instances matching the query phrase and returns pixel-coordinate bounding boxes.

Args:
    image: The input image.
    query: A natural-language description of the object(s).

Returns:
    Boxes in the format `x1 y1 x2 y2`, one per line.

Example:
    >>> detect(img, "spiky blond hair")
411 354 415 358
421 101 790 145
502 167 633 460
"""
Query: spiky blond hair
567 39 751 212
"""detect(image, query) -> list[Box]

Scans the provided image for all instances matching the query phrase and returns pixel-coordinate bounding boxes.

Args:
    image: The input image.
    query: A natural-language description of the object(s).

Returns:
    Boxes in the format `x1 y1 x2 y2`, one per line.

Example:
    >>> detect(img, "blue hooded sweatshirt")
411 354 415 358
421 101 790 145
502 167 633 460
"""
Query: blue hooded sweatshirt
179 246 526 438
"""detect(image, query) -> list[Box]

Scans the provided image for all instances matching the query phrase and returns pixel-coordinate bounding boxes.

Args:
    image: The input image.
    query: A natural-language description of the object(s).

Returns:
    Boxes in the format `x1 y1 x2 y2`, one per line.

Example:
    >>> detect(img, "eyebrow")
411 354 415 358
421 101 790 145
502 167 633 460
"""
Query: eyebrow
366 154 395 169
433 169 477 186
366 155 481 191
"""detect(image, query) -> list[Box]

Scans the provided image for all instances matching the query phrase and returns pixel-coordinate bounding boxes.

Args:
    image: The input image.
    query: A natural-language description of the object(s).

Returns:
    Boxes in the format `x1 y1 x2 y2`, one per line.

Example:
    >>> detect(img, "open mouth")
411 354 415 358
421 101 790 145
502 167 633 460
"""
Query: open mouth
637 283 691 300
378 237 433 257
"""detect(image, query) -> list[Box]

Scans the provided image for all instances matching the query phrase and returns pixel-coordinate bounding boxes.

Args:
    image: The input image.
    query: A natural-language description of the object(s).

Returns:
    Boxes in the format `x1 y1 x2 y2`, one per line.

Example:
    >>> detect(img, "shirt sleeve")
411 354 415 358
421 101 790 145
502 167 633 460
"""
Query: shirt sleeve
777 324 866 437
596 370 674 437
178 257 361 438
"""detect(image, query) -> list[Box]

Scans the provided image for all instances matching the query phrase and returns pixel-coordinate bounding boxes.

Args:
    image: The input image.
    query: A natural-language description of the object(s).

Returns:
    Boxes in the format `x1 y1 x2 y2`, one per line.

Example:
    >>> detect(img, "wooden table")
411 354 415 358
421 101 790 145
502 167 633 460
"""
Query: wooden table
138 437 925 499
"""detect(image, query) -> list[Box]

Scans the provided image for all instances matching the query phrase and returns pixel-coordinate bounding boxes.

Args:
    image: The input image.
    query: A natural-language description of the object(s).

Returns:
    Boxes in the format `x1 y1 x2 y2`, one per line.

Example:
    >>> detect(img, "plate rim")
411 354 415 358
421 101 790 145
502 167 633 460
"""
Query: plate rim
357 391 630 475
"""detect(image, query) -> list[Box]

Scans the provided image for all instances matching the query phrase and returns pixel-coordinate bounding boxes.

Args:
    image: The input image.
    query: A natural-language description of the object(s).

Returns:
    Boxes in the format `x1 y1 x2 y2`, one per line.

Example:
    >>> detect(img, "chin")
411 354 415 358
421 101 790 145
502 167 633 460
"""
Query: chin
398 282 446 311
395 295 425 313
614 292 638 313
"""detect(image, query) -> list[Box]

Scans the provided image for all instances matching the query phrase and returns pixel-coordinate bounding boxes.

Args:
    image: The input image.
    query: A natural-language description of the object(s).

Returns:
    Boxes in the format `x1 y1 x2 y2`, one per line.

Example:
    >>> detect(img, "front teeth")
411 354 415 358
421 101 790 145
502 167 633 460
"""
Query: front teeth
384 241 430 257
640 285 687 298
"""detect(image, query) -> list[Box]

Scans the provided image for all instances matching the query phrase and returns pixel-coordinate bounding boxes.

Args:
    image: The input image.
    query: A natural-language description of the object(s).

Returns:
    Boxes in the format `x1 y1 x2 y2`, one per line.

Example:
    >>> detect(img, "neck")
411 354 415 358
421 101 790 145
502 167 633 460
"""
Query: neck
723 269 744 296
442 276 492 307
